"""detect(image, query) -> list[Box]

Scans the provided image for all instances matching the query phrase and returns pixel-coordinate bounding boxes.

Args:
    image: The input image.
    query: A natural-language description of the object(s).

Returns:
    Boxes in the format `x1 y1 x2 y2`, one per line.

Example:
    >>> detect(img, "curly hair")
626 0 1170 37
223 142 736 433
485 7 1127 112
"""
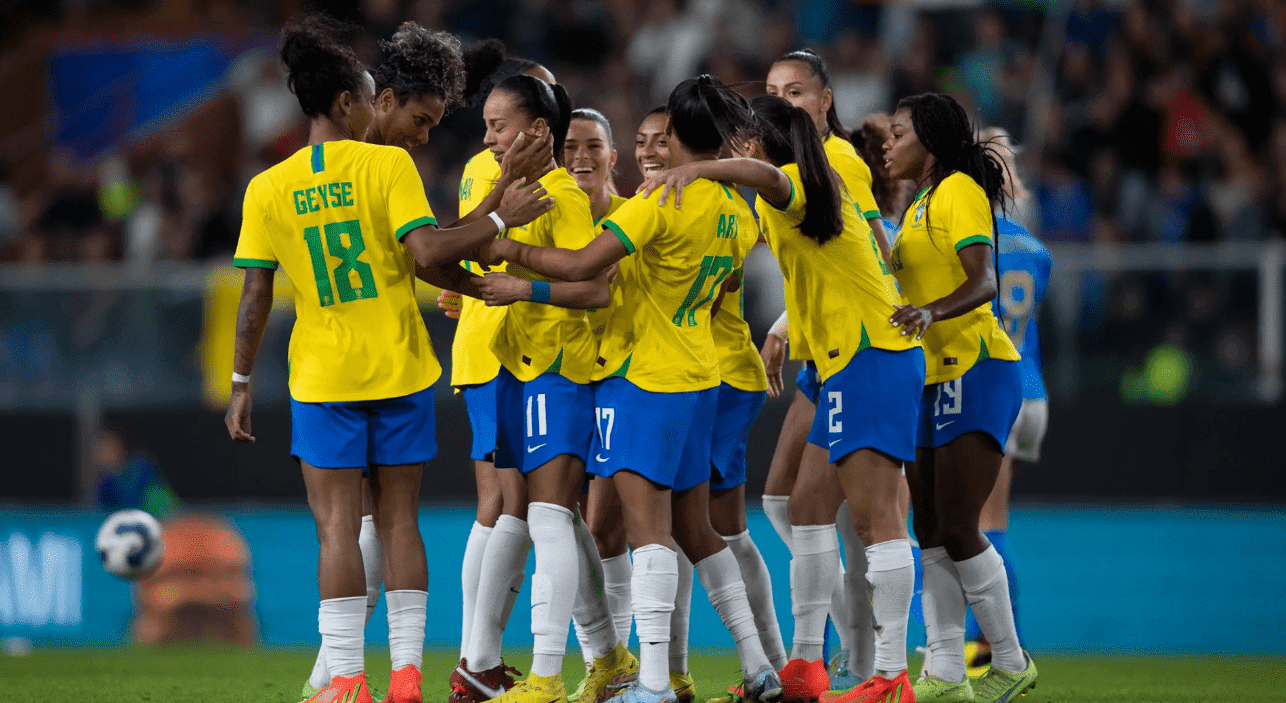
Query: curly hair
372 22 466 107
279 13 366 118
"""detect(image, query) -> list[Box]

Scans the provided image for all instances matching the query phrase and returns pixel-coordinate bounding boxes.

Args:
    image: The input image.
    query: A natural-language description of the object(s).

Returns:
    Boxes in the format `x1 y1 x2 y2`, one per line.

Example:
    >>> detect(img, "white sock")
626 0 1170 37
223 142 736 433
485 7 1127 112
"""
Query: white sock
602 553 634 646
573 619 595 667
528 503 579 677
669 549 693 675
386 589 427 670
836 504 874 679
632 544 678 691
920 547 967 683
461 522 492 659
319 596 366 680
466 515 531 671
829 505 852 658
308 650 329 690
790 524 840 662
571 507 619 660
762 495 792 551
696 547 772 677
724 530 788 670
359 515 384 624
865 540 913 676
955 546 1025 673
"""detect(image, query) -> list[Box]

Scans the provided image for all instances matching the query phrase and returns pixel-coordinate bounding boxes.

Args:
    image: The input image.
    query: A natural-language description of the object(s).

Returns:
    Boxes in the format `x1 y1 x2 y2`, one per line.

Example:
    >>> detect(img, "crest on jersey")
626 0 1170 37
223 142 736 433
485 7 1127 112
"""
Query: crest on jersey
914 202 926 224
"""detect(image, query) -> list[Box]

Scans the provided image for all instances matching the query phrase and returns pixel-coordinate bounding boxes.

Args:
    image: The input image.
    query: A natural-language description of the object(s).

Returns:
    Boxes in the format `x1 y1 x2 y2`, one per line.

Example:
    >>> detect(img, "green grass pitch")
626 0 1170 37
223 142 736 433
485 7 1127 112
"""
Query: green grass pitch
1 646 1283 702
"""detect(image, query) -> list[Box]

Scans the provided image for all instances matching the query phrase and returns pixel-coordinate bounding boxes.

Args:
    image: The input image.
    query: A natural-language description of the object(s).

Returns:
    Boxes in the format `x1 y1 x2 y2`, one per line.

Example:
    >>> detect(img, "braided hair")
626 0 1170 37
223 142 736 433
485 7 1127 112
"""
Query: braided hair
280 13 367 118
372 22 466 107
772 49 848 143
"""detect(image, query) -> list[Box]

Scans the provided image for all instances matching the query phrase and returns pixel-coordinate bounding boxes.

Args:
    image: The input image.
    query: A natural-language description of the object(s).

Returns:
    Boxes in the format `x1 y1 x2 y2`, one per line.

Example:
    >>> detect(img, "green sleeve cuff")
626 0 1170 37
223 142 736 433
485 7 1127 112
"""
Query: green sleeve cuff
233 257 278 270
603 220 635 254
396 216 438 241
863 209 881 220
954 234 992 252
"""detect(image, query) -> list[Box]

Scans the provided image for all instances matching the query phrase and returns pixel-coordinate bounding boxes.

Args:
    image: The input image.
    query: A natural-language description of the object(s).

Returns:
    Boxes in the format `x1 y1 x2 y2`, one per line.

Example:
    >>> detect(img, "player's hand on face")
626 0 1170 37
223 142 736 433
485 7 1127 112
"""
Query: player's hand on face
478 271 530 307
496 178 553 228
225 388 255 443
502 131 554 185
437 289 462 319
639 163 701 208
760 332 787 398
890 304 934 340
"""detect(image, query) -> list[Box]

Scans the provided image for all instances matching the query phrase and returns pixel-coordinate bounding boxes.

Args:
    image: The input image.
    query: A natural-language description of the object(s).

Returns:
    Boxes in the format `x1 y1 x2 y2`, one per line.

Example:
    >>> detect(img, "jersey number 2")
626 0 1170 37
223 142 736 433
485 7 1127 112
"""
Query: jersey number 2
303 219 378 307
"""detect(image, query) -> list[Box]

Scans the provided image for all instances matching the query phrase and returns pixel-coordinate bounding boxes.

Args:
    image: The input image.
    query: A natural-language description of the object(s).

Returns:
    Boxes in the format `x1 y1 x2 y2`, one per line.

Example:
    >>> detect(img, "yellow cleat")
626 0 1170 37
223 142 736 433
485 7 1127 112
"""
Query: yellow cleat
964 641 992 679
574 643 640 703
670 670 696 703
484 673 568 703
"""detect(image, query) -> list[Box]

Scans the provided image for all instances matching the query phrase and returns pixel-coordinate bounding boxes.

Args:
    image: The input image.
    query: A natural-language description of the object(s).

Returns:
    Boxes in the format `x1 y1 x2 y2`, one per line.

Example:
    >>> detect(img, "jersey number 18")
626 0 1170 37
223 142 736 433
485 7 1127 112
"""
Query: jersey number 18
303 219 379 307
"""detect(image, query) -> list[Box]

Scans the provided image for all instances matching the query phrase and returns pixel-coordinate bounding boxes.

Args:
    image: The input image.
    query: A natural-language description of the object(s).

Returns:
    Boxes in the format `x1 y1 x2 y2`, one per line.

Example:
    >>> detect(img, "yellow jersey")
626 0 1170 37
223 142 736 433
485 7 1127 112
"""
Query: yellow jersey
450 149 507 387
892 172 1020 384
597 180 749 392
588 194 629 342
233 140 439 403
713 190 769 392
759 164 918 383
490 168 598 383
825 134 882 222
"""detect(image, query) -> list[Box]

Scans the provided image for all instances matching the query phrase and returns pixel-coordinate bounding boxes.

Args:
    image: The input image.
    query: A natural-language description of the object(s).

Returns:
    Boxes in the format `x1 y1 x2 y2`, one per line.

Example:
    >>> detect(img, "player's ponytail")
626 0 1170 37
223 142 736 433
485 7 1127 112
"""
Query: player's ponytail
667 74 753 154
280 13 366 118
751 94 843 245
495 74 574 165
773 49 847 143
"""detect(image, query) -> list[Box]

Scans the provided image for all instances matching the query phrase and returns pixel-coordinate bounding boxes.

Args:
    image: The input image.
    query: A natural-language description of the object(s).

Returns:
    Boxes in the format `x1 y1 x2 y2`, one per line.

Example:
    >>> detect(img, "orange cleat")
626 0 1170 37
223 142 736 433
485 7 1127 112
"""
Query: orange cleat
778 659 830 703
819 672 914 703
381 665 423 703
304 672 374 703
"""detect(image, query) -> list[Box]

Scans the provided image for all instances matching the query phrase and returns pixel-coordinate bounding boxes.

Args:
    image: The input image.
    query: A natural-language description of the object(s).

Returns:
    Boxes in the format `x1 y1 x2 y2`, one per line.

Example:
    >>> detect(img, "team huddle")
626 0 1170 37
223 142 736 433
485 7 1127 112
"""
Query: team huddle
224 13 1052 703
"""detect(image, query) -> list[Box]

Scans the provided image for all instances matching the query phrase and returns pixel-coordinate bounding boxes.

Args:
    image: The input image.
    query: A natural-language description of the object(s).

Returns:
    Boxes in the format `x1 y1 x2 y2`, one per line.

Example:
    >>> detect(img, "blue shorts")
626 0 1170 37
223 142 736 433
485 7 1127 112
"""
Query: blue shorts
796 363 821 404
589 377 717 492
917 358 1023 450
290 385 437 469
494 367 595 473
460 378 499 462
710 384 767 491
808 348 925 464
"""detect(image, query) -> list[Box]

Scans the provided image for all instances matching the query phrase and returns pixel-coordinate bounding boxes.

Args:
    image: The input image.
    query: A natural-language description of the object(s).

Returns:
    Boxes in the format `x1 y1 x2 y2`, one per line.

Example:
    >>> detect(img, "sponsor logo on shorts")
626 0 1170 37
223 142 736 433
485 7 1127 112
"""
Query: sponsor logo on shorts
829 439 841 447
935 420 954 430
595 454 609 462
527 443 547 453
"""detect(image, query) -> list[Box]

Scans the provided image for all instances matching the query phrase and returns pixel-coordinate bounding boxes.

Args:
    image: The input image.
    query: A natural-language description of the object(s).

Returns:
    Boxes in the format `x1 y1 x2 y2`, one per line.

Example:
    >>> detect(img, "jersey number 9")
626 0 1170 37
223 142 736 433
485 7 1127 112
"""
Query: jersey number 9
303 219 379 307
998 270 1034 348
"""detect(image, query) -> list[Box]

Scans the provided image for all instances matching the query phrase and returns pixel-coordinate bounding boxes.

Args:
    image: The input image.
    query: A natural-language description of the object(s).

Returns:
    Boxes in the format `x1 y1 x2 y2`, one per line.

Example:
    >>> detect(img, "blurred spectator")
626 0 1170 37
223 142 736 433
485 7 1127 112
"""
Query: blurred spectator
95 425 178 517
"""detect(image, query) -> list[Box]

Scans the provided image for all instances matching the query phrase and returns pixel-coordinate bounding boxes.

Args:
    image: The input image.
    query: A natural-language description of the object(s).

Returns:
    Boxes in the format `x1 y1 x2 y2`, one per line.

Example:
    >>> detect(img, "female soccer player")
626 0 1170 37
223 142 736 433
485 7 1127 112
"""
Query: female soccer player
225 15 548 703
759 50 893 690
963 128 1050 677
449 40 559 703
645 92 923 703
477 75 783 703
883 94 1037 702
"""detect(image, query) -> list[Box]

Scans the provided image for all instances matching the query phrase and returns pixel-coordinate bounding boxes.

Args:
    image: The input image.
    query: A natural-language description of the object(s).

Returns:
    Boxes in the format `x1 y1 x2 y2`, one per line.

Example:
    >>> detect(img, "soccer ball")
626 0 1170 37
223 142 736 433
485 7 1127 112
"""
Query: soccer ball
96 509 165 580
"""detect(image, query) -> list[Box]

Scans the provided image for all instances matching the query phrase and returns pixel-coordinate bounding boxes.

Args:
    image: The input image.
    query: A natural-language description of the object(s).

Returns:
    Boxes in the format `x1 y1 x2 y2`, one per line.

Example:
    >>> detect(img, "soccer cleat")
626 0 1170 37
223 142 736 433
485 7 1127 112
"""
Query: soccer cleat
969 651 1036 703
381 665 423 703
818 672 913 703
301 681 323 703
911 676 973 703
963 642 991 679
614 681 679 703
745 666 784 702
826 651 863 692
913 648 932 683
671 670 697 703
303 672 374 703
483 673 568 703
451 658 523 703
778 659 830 703
704 684 743 703
571 642 641 703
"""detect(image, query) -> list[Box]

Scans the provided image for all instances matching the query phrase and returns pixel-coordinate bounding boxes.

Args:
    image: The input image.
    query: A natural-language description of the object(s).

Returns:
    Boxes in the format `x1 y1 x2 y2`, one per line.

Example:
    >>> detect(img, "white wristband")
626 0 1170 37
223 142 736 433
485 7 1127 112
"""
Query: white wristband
768 309 789 338
231 372 251 384
487 211 506 232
